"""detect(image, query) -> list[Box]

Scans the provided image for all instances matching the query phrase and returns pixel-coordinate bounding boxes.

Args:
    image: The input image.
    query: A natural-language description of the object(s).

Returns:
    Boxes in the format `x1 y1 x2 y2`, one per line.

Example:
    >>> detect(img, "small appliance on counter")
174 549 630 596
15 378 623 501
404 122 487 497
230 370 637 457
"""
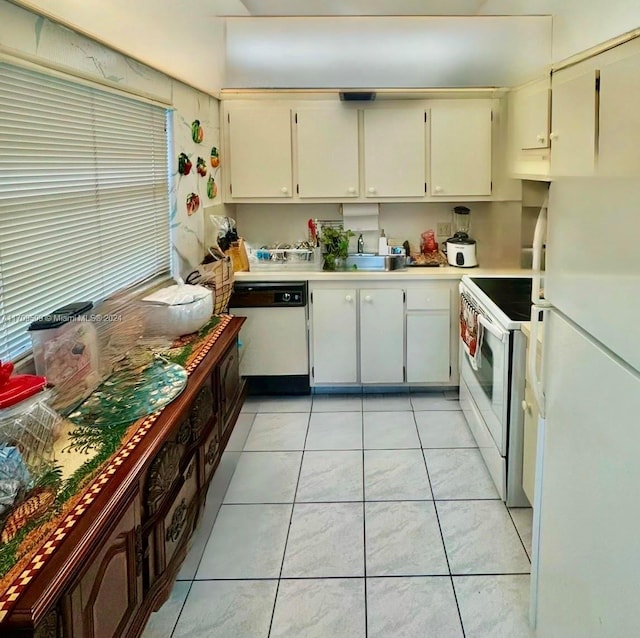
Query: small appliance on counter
445 206 478 268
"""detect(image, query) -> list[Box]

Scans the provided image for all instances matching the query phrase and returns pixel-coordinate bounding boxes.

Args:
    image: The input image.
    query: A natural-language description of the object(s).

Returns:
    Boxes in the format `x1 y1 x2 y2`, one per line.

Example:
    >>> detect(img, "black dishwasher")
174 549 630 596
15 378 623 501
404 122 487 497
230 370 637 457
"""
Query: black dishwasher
228 282 309 395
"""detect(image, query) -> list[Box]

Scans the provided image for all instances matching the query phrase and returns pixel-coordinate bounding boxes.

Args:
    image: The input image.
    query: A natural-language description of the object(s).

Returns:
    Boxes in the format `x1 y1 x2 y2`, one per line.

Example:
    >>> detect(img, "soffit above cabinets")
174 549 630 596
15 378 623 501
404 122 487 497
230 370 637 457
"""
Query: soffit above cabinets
234 0 556 17
225 16 552 88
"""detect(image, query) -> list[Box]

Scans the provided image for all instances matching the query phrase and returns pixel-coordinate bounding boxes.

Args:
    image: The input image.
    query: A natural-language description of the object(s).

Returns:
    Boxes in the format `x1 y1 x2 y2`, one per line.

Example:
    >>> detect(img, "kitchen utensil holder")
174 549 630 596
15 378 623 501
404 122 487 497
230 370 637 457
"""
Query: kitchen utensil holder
195 255 235 315
225 238 250 273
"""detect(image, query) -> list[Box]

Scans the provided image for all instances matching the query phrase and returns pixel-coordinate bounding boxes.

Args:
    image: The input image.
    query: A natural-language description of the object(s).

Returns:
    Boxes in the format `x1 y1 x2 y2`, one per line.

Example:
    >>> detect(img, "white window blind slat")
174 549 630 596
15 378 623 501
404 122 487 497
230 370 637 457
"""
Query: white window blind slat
0 62 171 361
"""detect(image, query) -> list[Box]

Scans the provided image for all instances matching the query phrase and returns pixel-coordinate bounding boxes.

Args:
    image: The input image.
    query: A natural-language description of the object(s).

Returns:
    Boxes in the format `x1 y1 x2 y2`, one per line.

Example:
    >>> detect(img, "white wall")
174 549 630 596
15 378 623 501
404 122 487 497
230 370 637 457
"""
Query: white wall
550 0 640 62
8 0 231 94
232 201 522 268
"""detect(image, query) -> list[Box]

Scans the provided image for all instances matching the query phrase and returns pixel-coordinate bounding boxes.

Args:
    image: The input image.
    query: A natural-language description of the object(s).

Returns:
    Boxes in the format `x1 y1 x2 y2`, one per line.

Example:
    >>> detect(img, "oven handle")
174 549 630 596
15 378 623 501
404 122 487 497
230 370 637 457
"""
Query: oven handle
478 315 509 343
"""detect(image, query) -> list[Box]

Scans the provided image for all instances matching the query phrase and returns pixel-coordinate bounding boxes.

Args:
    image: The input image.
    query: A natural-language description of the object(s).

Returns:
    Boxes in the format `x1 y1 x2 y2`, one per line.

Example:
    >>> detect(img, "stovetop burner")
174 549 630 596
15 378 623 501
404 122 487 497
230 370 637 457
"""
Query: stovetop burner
469 277 532 322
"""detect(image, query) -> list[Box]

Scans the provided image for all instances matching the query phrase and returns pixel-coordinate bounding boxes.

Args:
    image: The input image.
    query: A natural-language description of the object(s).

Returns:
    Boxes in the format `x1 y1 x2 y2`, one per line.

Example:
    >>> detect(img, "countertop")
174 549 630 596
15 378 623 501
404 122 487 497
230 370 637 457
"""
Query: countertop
234 266 533 282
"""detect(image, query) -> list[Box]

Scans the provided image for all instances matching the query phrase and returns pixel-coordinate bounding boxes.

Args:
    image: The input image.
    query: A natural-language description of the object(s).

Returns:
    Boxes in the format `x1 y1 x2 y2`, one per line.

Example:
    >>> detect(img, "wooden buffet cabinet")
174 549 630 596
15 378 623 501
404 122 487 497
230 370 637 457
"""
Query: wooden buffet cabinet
1 317 245 638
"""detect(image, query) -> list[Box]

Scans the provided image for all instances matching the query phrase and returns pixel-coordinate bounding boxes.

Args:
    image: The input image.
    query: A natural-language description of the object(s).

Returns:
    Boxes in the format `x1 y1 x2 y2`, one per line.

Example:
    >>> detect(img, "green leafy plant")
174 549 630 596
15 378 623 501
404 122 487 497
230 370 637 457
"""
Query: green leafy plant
320 226 354 271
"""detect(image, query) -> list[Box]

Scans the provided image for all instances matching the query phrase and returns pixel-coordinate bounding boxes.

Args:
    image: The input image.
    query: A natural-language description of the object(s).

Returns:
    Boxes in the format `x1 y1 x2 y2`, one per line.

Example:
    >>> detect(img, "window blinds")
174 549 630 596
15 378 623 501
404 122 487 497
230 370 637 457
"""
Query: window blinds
0 62 171 361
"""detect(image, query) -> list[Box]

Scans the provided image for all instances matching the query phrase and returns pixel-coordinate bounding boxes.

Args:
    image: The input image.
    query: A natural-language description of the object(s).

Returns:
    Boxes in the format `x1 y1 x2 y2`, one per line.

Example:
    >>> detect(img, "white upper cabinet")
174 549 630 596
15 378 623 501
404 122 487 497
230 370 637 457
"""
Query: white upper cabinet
296 106 359 198
598 47 640 177
227 107 293 198
224 97 497 202
363 108 427 198
514 79 551 150
430 100 492 197
550 68 598 177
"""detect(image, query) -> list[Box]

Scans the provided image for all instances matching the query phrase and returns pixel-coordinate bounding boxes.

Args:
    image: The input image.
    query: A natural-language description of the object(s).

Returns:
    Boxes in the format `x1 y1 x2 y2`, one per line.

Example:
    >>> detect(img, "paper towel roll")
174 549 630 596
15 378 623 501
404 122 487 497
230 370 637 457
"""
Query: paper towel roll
342 203 379 231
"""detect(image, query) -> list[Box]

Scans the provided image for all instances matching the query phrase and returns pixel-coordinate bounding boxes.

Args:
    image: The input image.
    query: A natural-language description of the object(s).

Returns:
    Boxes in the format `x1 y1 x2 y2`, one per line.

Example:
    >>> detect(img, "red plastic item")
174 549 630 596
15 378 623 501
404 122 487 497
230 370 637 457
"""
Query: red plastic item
0 360 47 409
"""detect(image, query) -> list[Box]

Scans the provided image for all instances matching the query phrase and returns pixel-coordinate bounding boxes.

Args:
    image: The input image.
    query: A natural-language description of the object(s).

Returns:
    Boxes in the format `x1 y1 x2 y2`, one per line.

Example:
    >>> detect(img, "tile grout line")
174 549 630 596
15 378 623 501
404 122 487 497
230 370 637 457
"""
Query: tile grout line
266 407 313 638
168 580 196 638
361 408 368 638
417 408 467 638
506 507 533 563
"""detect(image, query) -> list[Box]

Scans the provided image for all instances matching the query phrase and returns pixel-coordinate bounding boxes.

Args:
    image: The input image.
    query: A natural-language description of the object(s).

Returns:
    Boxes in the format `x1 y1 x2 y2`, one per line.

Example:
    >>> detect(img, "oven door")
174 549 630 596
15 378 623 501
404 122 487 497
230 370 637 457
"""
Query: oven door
460 315 510 454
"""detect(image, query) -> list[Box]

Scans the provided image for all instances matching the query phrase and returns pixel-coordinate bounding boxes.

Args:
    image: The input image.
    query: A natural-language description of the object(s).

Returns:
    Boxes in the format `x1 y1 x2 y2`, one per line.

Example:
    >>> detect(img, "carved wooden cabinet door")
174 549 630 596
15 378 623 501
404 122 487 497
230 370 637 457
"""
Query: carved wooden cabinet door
219 342 241 435
189 381 216 444
63 496 142 638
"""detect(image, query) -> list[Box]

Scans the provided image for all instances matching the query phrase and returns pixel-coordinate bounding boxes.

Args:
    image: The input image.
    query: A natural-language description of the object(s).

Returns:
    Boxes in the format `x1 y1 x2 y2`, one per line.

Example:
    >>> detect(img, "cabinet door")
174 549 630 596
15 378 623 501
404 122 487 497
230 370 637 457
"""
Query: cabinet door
430 101 492 196
517 79 551 149
296 106 359 197
311 289 357 384
360 289 404 384
363 108 426 197
64 497 142 638
220 341 241 434
522 377 538 505
228 107 293 198
598 51 640 177
406 313 450 383
550 69 598 176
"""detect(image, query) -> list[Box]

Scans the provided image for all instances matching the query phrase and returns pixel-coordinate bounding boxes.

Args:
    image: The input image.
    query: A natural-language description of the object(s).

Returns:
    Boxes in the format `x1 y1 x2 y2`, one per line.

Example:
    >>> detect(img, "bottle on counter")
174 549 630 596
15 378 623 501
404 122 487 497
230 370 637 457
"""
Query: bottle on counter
378 229 388 255
357 233 365 253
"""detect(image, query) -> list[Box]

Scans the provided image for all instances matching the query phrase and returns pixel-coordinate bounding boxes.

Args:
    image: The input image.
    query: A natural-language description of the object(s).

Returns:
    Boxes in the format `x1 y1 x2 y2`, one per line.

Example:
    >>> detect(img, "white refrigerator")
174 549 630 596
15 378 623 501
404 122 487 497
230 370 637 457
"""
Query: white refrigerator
529 177 640 637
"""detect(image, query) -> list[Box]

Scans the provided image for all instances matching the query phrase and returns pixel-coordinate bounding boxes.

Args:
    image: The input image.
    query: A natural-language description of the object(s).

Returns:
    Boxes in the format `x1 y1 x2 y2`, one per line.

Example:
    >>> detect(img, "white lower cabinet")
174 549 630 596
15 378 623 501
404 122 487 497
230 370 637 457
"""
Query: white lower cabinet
311 288 358 384
310 282 455 387
360 289 404 384
405 286 451 383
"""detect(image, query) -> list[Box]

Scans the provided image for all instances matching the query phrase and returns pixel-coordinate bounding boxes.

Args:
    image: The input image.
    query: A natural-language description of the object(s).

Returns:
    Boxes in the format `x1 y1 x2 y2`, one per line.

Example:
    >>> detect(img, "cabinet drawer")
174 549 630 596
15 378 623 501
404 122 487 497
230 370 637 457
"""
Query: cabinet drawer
406 288 450 310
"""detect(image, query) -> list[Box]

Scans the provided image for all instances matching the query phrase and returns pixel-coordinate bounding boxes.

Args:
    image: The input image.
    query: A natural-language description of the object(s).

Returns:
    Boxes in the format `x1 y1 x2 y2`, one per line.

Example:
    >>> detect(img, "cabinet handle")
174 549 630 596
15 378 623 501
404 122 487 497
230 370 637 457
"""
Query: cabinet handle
367 187 376 194
536 134 546 143
281 186 289 194
364 295 372 302
434 186 443 193
348 187 356 194
345 295 353 302
549 132 558 141
521 400 532 414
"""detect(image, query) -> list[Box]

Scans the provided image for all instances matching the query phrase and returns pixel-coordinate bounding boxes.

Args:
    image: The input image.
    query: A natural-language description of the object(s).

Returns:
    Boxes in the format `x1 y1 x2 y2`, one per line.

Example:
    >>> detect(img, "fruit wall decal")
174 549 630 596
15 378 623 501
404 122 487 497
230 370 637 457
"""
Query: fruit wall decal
210 146 220 168
178 152 192 175
191 120 204 143
206 175 218 199
186 193 200 215
196 157 207 177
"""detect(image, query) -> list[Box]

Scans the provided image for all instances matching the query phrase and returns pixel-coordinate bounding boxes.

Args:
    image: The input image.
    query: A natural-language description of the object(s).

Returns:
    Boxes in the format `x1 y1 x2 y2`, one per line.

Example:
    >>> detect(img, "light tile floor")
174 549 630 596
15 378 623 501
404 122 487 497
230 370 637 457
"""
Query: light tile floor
142 392 534 638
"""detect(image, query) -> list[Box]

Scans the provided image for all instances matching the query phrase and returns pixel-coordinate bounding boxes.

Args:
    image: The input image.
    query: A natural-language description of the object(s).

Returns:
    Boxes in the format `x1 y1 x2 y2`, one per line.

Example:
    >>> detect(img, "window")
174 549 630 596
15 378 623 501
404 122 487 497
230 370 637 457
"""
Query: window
0 61 171 361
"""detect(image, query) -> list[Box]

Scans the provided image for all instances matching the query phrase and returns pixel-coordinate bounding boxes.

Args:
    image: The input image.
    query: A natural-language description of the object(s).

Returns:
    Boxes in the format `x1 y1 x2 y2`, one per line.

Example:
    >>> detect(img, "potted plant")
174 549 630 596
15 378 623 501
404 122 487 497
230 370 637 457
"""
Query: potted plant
320 226 354 271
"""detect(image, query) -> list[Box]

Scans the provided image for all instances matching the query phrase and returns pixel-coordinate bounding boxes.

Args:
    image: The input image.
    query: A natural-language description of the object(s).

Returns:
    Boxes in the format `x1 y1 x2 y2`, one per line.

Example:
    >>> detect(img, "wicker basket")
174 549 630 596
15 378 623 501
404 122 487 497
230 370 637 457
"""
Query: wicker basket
196 255 235 315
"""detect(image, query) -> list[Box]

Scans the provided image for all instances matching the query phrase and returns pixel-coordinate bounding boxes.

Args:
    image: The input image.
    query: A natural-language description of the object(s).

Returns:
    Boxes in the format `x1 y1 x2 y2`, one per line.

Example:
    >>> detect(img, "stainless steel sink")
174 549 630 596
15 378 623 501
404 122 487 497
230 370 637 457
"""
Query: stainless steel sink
345 253 406 271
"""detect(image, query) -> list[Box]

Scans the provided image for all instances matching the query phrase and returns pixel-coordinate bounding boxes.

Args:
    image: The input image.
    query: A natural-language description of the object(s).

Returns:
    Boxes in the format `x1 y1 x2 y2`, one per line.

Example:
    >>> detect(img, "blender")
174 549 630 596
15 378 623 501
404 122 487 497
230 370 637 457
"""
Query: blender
445 205 478 267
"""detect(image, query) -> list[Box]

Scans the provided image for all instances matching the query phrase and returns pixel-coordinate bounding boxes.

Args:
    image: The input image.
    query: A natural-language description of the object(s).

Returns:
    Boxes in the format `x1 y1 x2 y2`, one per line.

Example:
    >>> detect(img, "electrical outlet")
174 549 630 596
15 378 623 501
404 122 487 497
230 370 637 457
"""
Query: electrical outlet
437 223 451 237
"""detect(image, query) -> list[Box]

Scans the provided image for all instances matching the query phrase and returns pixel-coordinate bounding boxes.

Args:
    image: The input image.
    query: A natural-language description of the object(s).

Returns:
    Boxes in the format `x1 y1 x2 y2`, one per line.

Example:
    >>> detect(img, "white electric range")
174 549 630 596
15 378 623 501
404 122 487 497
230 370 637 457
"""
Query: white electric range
458 275 532 507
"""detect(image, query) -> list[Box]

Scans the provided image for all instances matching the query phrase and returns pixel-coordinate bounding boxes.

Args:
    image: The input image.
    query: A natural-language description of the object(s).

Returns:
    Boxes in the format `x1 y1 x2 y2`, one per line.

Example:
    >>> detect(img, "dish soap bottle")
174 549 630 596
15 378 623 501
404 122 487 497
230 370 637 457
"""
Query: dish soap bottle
378 229 388 255
357 233 365 254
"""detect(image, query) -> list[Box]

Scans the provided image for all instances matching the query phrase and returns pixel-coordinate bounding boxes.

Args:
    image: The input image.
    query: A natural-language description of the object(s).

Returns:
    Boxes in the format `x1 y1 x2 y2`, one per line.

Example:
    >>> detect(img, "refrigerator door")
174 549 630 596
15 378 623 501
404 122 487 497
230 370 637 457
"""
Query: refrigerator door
546 177 640 372
534 310 640 636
